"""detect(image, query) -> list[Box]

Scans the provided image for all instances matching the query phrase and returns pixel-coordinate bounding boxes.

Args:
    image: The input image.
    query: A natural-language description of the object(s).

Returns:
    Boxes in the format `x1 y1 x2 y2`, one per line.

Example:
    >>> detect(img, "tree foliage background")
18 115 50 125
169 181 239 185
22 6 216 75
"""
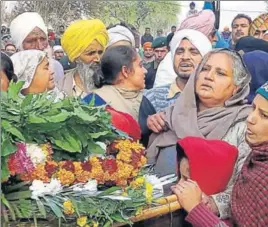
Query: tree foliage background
1 1 181 34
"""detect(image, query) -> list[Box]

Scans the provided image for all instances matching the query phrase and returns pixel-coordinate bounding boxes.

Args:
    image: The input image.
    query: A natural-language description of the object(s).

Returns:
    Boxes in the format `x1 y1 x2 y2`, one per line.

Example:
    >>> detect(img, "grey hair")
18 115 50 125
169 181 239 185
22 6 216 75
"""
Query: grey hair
199 49 251 88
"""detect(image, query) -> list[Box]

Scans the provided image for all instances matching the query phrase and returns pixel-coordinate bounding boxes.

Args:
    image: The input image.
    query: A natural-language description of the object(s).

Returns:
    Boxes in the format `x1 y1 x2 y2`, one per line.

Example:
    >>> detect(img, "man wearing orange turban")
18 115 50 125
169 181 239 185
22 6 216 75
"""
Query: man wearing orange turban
60 19 108 96
142 42 154 69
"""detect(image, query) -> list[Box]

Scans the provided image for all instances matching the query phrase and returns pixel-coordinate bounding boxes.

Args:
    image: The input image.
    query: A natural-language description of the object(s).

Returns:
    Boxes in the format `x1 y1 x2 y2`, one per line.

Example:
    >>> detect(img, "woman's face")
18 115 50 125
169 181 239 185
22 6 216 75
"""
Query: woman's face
125 54 147 90
196 53 238 108
23 57 55 95
0 70 10 91
78 40 104 65
246 94 268 145
179 157 190 181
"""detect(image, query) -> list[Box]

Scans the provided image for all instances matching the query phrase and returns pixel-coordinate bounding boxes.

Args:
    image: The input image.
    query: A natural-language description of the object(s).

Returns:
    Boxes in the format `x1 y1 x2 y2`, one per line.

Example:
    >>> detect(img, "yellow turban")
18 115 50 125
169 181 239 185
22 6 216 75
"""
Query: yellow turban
249 13 268 36
61 19 108 62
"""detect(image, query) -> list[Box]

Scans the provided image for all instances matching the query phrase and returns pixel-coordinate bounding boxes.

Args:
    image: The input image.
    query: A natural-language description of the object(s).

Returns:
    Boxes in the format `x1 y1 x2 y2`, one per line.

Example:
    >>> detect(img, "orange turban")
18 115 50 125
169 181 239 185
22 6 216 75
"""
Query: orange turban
143 42 152 49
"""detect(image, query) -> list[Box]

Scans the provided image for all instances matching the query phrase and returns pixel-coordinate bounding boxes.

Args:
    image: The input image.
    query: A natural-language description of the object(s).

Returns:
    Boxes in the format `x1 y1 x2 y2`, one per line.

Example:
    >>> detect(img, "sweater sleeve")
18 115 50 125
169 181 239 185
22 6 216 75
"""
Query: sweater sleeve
186 203 228 227
211 122 251 218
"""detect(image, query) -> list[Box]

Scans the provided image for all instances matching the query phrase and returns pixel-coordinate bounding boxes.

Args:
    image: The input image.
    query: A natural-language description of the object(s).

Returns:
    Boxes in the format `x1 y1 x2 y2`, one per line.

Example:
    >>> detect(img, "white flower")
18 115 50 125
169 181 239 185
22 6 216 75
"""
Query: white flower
30 179 62 200
84 179 98 193
26 143 46 166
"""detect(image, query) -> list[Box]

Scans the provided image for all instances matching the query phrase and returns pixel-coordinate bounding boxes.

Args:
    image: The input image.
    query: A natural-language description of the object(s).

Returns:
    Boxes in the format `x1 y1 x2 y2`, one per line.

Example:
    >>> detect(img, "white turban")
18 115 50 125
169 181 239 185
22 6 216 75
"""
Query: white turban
154 29 212 88
53 45 64 53
10 12 47 50
107 25 135 48
11 50 46 90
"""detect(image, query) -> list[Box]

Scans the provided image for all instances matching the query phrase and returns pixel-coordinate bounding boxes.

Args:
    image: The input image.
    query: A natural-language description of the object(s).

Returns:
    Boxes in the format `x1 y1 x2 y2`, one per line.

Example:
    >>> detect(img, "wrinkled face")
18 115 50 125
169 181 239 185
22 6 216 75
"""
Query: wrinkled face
253 24 268 40
196 53 238 108
154 47 168 63
78 40 104 65
122 54 147 90
5 45 16 55
232 18 250 43
173 39 202 80
22 27 48 51
0 70 10 91
22 57 55 95
246 94 268 145
54 50 64 60
179 157 190 181
144 48 154 58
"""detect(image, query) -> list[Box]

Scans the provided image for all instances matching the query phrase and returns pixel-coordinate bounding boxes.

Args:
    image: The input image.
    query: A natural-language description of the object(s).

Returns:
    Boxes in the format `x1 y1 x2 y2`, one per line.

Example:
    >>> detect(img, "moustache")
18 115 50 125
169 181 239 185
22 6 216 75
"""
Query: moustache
235 31 244 36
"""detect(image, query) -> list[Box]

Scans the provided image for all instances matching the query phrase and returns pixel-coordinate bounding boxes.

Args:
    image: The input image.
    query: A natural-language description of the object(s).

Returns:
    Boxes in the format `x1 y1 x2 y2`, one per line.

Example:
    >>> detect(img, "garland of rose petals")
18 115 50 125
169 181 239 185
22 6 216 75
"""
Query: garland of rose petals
7 139 147 187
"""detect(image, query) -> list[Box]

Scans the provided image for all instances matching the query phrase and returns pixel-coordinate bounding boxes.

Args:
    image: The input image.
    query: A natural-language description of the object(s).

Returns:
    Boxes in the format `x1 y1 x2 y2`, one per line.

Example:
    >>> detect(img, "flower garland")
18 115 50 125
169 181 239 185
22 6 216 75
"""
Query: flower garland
8 139 147 187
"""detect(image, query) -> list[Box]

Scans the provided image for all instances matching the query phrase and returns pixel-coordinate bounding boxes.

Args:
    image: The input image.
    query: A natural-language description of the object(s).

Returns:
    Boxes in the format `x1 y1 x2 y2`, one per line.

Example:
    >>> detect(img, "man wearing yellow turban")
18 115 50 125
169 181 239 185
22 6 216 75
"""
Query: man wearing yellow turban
249 13 268 40
60 19 108 96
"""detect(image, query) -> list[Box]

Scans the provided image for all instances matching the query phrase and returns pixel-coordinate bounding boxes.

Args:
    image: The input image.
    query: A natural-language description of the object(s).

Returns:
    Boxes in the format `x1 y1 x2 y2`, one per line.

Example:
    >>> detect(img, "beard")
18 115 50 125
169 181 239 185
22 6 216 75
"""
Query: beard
174 67 191 81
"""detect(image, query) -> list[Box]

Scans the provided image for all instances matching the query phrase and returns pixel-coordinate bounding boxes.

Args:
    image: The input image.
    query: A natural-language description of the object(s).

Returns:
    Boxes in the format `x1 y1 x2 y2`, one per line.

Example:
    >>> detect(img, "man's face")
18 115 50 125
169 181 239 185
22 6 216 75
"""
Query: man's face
171 27 176 33
173 39 202 80
232 18 250 43
59 26 65 33
157 30 163 36
5 45 16 55
22 27 48 51
1 26 7 33
253 24 268 40
154 46 168 63
54 50 64 60
145 29 150 35
144 48 154 58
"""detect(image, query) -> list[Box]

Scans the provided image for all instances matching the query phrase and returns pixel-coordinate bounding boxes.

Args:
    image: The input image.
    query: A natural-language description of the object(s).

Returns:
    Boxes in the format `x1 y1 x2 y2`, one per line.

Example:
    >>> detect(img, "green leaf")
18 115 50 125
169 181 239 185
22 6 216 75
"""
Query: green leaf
21 93 33 109
2 120 25 141
1 138 17 157
1 157 10 182
36 199 47 218
5 190 32 201
98 186 121 197
87 141 105 154
28 115 47 123
8 81 24 100
1 194 16 221
44 111 70 123
5 181 30 193
44 197 65 219
111 213 127 223
89 131 109 139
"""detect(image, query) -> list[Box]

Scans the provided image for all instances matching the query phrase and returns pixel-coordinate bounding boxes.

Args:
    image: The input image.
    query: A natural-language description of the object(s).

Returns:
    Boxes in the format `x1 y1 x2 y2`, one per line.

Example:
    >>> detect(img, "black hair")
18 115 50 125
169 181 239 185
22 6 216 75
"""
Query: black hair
171 25 176 29
100 45 137 86
232 14 252 28
145 27 150 30
59 25 64 28
1 52 17 82
176 143 188 178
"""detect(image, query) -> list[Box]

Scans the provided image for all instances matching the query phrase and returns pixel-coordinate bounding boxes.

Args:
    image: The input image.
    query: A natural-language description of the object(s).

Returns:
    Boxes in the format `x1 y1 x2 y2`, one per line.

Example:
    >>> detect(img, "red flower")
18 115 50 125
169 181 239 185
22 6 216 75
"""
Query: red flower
61 161 75 172
107 142 119 156
102 159 117 174
45 161 58 177
81 161 92 172
131 151 142 169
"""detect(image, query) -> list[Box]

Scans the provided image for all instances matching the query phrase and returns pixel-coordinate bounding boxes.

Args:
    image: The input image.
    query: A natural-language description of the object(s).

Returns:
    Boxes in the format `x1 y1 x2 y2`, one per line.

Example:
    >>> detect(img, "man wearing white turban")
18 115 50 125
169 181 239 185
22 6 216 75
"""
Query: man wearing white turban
139 29 212 146
107 25 135 48
10 12 64 90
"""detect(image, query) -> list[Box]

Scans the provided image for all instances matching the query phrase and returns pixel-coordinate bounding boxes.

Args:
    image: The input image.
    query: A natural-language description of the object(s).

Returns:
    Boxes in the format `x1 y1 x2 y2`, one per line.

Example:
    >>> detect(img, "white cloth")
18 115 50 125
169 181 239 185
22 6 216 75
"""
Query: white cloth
10 12 47 50
53 45 64 52
107 25 135 48
153 29 212 88
11 50 46 90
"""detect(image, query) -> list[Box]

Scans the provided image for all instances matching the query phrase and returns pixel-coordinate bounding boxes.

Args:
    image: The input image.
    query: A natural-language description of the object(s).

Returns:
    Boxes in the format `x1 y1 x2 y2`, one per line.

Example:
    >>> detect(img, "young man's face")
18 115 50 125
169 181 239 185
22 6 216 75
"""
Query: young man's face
232 18 250 43
145 29 151 35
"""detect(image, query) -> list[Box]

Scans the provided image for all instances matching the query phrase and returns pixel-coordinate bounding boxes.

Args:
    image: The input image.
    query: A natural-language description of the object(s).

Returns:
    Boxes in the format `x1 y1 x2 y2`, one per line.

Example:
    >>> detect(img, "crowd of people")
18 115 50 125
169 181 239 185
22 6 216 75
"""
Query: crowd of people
1 1 268 226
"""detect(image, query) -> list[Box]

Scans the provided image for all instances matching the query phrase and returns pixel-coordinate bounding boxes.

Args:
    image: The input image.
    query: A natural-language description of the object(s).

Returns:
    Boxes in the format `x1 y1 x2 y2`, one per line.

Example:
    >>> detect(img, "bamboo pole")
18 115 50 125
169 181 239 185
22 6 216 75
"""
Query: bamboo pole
113 195 181 227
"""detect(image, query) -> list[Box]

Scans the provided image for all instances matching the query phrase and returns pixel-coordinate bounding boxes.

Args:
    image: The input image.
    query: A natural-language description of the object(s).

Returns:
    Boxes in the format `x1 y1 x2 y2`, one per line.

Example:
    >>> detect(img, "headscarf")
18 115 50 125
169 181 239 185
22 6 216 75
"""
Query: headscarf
178 10 215 38
146 49 251 164
153 29 212 87
11 50 46 90
243 51 268 103
10 12 47 50
235 36 268 54
61 19 108 62
249 13 268 36
107 25 135 48
232 81 268 226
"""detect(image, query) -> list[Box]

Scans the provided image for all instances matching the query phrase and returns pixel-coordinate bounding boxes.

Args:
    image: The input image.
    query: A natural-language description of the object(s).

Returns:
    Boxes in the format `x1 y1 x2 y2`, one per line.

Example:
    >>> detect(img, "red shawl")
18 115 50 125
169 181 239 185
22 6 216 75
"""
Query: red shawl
232 143 268 226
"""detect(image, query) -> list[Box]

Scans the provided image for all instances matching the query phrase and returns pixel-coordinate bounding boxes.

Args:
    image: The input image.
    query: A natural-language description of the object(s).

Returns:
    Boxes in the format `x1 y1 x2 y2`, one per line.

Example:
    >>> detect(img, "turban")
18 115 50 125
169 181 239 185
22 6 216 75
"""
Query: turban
249 13 268 36
107 25 135 48
53 45 64 53
11 50 46 90
170 29 212 61
257 81 268 100
143 42 152 49
10 12 47 50
61 19 108 62
178 10 215 38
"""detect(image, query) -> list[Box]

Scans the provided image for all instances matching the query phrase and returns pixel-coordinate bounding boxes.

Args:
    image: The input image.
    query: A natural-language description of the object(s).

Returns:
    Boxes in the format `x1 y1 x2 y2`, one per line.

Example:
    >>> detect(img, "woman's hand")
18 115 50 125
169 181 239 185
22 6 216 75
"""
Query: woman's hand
171 179 202 213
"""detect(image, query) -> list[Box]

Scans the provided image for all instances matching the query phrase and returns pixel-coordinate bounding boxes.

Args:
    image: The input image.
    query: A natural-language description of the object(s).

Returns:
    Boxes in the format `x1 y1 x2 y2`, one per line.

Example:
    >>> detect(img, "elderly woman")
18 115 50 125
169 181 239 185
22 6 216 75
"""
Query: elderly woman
11 50 56 96
249 13 268 40
147 49 251 219
60 19 108 96
172 81 268 226
83 45 147 121
243 50 268 104
1 52 17 91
